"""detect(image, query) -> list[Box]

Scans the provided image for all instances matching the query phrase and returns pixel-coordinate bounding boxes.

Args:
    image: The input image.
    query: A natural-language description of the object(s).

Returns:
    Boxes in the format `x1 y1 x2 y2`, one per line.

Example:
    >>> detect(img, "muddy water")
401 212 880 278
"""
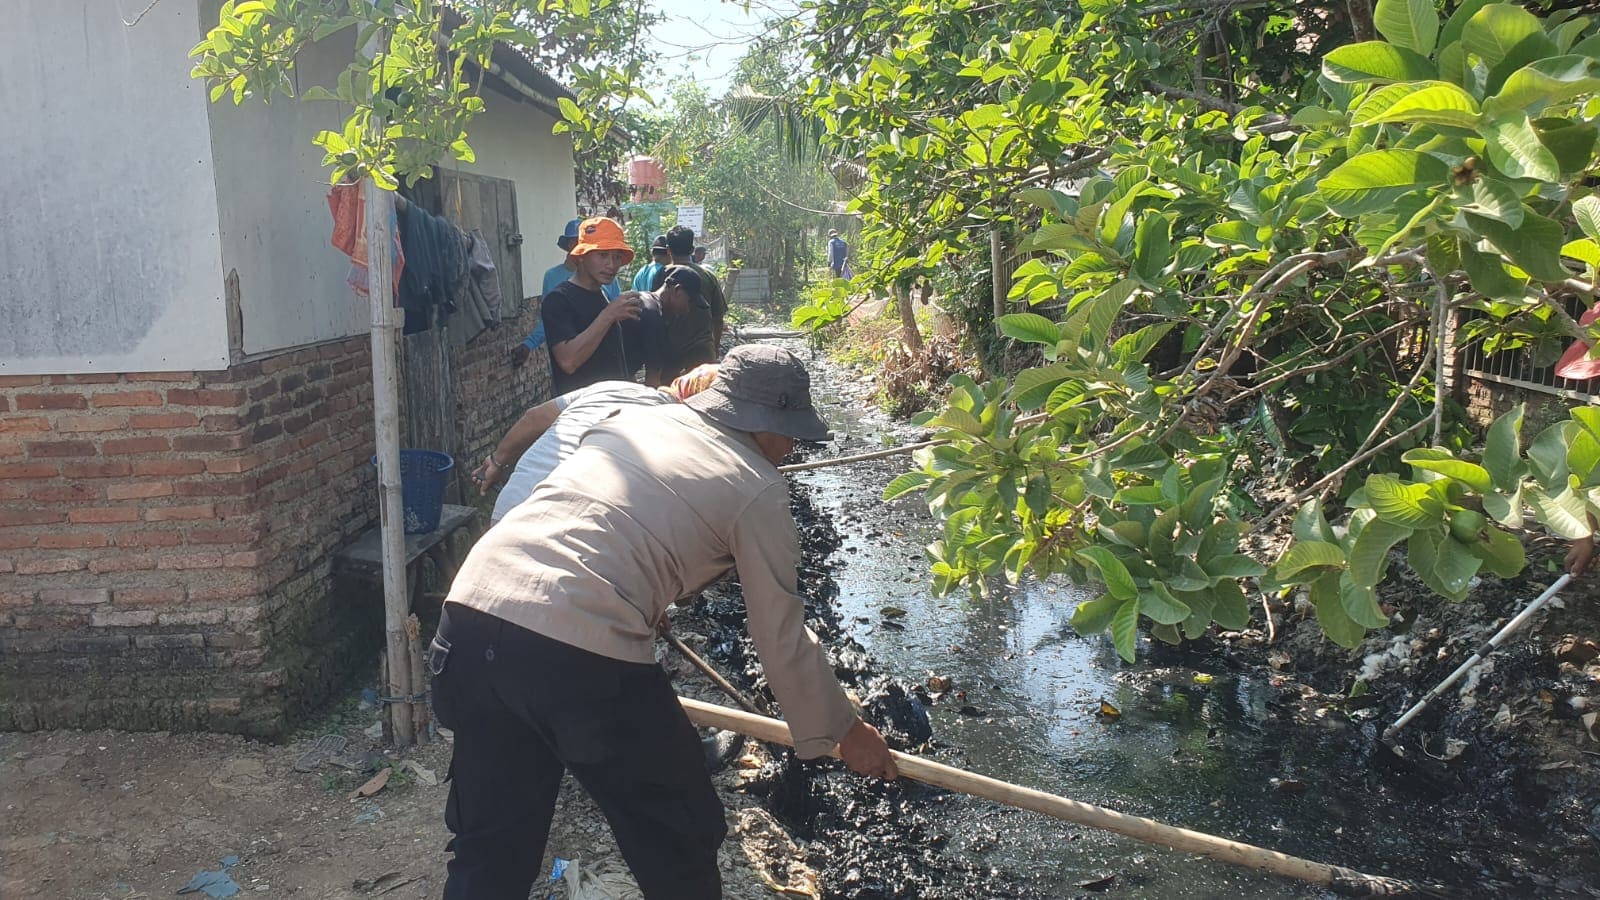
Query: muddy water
775 346 1577 898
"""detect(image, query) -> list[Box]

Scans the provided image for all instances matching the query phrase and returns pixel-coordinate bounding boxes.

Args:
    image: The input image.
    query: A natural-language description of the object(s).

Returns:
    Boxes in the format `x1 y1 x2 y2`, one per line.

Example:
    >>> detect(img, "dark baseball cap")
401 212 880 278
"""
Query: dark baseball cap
660 265 708 308
684 345 831 442
651 235 669 252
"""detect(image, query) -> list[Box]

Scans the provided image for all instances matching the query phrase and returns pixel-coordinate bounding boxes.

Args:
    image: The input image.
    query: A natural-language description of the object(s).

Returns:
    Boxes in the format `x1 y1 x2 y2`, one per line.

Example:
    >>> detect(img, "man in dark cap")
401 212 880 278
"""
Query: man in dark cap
640 265 716 382
632 234 670 292
431 345 896 900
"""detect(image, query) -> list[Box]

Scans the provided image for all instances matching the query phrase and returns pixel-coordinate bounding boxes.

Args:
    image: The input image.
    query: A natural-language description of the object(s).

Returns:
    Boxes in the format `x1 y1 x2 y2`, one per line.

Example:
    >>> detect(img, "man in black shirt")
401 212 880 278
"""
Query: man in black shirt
541 217 644 394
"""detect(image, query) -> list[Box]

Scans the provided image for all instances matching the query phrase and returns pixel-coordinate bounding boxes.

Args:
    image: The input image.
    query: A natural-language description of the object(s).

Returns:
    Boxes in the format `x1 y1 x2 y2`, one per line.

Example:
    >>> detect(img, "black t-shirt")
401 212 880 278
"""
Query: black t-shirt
621 292 668 379
542 281 632 394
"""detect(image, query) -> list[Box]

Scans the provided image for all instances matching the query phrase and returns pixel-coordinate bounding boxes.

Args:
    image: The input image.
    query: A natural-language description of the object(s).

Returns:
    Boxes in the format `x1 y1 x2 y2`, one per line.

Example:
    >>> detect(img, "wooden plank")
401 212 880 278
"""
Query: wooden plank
496 178 523 314
335 504 478 583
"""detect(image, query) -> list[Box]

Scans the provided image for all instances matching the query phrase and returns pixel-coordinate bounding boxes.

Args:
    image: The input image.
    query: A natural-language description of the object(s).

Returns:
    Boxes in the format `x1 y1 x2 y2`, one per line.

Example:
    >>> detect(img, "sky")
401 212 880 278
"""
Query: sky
640 0 800 103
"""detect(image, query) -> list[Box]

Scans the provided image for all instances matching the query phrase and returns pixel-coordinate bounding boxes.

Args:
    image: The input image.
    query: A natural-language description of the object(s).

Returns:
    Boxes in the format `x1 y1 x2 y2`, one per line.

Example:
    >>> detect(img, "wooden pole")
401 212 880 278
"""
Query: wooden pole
895 281 924 354
989 225 1007 330
678 697 1426 896
364 116 415 745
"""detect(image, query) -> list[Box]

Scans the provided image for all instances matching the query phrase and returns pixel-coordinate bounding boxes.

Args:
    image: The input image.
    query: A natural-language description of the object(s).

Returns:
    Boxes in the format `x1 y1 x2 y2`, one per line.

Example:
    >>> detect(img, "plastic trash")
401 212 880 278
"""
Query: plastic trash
547 856 635 900
177 855 241 898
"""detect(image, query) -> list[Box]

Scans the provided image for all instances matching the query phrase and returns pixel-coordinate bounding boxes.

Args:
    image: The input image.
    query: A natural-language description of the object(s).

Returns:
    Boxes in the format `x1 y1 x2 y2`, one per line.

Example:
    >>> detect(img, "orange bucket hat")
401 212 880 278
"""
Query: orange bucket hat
569 216 634 265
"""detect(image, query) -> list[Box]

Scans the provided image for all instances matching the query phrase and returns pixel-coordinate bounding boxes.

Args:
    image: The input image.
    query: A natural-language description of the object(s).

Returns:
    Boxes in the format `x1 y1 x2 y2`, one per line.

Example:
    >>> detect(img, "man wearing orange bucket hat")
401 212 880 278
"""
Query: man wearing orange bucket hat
540 216 649 394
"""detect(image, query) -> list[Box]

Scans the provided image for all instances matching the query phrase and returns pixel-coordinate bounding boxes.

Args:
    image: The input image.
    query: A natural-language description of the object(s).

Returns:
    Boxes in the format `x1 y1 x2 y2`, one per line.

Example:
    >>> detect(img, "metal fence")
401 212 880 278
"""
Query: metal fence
1457 295 1599 403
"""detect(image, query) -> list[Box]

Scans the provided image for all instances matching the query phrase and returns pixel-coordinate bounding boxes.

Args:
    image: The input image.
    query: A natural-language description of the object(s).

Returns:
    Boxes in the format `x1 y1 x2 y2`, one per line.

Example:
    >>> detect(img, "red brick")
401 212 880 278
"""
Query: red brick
0 590 36 608
187 526 260 545
14 393 86 410
16 557 85 575
166 388 246 407
38 532 109 549
56 414 129 433
201 414 242 432
0 533 36 549
173 433 251 452
0 462 59 480
24 439 97 458
157 551 225 570
189 582 258 603
0 417 50 434
90 390 162 408
173 479 255 498
36 588 111 606
143 504 215 522
0 441 20 458
118 530 183 547
132 458 205 476
223 549 274 567
0 484 27 501
127 412 200 430
0 375 44 387
0 509 66 527
61 461 131 478
138 371 197 382
12 612 89 629
92 608 158 628
206 454 262 475
107 481 174 500
113 587 188 607
50 374 119 384
30 484 101 503
89 554 156 573
68 506 140 524
103 437 171 455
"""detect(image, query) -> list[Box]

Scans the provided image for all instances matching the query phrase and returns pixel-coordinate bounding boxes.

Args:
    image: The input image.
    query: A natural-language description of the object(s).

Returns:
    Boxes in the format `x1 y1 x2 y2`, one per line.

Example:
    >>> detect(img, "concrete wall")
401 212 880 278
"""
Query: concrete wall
204 15 366 356
0 0 229 375
449 86 577 295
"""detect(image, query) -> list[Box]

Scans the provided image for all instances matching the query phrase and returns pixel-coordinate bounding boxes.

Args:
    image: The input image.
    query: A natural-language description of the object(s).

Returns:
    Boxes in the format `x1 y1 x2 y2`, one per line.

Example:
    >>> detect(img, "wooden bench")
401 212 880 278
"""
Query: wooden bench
335 503 477 607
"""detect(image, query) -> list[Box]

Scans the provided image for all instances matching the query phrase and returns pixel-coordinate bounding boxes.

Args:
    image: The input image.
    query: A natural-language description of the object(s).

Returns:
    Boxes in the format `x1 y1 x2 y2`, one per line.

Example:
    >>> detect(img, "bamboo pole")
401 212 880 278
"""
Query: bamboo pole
678 697 1428 896
362 28 415 746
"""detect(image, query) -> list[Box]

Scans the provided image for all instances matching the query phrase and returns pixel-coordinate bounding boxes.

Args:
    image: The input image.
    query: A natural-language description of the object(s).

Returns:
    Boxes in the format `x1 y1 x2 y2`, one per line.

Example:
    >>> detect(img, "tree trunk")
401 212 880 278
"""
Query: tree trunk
990 226 1009 330
897 282 924 355
1347 0 1375 42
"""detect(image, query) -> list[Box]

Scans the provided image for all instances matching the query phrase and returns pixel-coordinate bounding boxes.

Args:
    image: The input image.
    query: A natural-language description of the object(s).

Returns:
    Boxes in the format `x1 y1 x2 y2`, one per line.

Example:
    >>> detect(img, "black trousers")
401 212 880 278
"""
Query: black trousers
430 603 727 900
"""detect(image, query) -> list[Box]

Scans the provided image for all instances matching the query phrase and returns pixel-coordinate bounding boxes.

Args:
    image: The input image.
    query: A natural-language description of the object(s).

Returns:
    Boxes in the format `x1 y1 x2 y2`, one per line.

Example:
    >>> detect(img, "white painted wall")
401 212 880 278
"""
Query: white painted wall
0 0 229 374
448 87 576 295
205 19 367 356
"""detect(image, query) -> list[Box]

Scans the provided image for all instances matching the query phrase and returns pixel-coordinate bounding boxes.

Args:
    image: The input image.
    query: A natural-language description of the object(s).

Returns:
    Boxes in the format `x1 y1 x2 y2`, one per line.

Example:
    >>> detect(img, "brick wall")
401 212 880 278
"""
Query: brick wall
0 299 549 737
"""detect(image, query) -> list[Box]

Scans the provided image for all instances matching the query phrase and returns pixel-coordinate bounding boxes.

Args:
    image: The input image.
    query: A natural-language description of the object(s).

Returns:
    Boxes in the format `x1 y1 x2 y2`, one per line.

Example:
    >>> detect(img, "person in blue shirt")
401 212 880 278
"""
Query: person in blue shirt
827 229 849 279
514 218 618 368
631 235 669 292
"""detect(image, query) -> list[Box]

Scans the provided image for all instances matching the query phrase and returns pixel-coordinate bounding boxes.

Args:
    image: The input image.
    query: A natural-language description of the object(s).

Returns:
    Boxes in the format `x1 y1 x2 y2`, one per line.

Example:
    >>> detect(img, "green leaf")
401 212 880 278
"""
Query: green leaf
1071 593 1122 636
1011 364 1073 411
1462 4 1557 86
1140 583 1192 626
1434 534 1484 598
1460 241 1529 301
1573 196 1600 243
929 406 984 435
1562 239 1600 268
1313 573 1368 648
1365 474 1447 527
1111 598 1140 663
1533 118 1599 175
1469 527 1527 577
1132 213 1172 282
1323 42 1436 84
1402 448 1494 492
1464 210 1569 282
1340 571 1391 629
1110 323 1175 365
1318 150 1450 217
1483 56 1600 118
1353 81 1480 129
1292 499 1338 544
1527 422 1573 489
1204 554 1267 578
1274 540 1347 579
1024 474 1051 517
1483 485 1524 528
1482 116 1561 182
1348 518 1412 588
883 471 933 501
1460 178 1523 228
1440 0 1492 50
1076 546 1138 601
1482 403 1525 489
997 313 1060 346
1530 486 1595 538
1210 578 1251 630
1374 0 1439 56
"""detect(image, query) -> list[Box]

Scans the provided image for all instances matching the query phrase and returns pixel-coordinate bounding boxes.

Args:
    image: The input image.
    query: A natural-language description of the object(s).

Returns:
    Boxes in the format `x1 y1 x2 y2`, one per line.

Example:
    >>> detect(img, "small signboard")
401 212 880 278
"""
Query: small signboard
676 204 705 234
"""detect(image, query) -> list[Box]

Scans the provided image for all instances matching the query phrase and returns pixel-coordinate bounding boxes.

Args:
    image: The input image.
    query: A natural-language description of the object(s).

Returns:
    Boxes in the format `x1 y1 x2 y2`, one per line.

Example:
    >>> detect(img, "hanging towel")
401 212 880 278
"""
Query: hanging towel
327 182 404 298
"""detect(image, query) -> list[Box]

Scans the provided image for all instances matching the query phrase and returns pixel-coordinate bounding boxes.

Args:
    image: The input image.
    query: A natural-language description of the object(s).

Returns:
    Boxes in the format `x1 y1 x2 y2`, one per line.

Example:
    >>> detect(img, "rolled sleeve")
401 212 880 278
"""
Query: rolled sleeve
729 484 858 758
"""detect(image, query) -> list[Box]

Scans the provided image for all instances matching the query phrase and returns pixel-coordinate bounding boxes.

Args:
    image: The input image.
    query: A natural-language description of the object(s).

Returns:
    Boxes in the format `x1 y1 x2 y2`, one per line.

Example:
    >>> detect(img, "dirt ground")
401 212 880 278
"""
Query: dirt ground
0 647 817 900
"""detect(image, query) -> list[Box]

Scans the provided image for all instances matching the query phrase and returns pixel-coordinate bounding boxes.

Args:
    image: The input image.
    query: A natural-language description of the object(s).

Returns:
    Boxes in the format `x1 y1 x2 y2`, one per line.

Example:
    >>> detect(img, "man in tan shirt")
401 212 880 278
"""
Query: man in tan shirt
430 345 896 899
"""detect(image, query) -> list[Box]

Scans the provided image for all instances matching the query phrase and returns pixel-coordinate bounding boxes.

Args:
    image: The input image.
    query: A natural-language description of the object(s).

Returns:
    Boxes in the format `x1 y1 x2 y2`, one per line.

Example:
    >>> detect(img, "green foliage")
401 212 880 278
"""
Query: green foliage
190 0 655 188
815 0 1600 661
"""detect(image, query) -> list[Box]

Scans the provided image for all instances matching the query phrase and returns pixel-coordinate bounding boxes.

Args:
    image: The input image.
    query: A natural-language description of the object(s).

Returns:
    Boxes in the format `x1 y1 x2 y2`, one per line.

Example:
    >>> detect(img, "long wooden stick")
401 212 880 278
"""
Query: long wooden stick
666 632 772 716
678 697 1431 896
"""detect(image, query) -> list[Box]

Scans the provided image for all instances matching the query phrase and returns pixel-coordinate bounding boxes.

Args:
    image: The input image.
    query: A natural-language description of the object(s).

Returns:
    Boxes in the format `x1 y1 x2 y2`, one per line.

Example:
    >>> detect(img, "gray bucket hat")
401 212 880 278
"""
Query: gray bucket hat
684 345 832 442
